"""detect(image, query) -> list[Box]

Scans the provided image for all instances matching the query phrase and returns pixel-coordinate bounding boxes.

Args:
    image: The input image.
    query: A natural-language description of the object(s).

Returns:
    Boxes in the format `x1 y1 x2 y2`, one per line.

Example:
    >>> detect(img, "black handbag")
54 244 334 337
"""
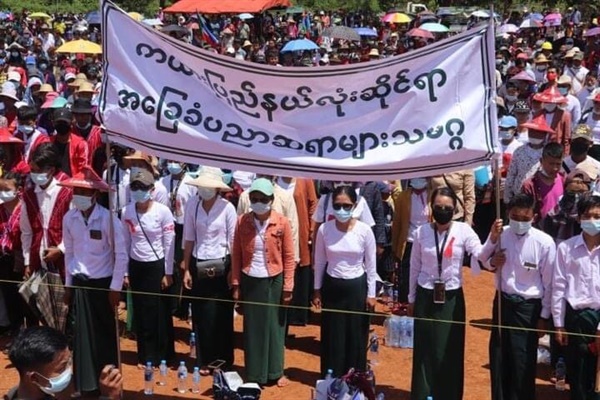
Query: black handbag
193 201 230 280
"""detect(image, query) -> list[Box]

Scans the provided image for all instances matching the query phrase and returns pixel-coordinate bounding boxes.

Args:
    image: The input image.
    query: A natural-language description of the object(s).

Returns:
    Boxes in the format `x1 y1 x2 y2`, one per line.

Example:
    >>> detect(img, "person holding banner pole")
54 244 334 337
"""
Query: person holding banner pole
61 166 125 395
480 193 555 400
407 187 502 400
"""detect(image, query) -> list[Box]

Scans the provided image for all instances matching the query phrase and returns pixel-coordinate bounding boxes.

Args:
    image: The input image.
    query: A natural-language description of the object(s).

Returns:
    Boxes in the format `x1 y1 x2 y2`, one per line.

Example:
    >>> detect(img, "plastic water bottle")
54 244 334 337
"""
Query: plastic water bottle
144 362 154 395
389 316 400 347
325 368 333 382
555 357 566 391
191 367 201 393
399 317 407 348
157 360 167 386
177 361 188 394
406 317 414 348
189 332 197 359
369 334 379 366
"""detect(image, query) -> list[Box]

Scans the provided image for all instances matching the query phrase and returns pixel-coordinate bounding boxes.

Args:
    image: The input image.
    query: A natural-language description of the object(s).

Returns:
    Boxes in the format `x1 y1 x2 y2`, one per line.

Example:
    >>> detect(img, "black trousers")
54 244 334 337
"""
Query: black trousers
489 293 541 400
320 273 369 377
564 304 600 400
190 257 234 368
287 265 312 326
129 258 175 364
398 242 412 303
72 275 118 392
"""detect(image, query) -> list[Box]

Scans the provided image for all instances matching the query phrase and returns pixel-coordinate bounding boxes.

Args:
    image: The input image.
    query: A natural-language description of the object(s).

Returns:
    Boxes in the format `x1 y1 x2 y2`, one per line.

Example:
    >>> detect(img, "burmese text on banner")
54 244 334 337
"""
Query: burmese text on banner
100 1 498 180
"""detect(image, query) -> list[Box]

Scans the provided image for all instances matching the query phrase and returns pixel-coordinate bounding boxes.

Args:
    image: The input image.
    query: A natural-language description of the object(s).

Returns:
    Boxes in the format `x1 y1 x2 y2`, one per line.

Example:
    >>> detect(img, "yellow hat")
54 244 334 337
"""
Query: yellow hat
541 42 552 50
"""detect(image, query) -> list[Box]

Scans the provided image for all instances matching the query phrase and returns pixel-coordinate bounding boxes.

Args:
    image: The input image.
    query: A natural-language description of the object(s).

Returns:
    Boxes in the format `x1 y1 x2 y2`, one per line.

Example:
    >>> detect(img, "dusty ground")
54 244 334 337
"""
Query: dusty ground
0 269 572 399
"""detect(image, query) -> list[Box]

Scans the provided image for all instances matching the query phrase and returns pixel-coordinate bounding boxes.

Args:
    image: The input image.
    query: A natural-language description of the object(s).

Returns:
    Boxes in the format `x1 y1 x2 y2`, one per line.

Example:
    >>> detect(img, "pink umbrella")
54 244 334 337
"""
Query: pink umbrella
544 13 562 21
585 27 600 37
407 28 434 40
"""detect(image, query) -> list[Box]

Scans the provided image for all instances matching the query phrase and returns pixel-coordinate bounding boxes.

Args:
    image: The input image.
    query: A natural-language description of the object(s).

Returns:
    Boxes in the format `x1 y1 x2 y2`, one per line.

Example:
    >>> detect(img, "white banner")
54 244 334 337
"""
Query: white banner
100 1 498 180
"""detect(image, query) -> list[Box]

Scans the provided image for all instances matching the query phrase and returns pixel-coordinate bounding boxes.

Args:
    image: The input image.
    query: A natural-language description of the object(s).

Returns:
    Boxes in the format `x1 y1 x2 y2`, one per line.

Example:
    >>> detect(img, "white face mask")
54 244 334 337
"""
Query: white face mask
250 201 272 215
544 104 557 113
528 137 545 146
198 187 217 200
72 194 93 211
30 172 51 187
34 367 73 395
0 190 16 203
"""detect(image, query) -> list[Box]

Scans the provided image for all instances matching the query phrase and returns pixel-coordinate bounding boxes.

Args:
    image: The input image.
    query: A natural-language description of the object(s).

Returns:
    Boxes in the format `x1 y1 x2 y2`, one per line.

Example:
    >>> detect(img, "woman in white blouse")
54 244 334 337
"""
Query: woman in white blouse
312 185 377 377
183 168 237 375
121 169 176 368
408 187 500 400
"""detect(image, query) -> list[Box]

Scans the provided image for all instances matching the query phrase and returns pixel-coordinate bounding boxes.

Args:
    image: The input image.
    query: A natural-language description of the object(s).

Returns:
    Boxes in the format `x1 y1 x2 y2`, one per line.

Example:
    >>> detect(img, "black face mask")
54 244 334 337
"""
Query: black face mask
54 122 70 135
432 208 454 225
570 141 589 156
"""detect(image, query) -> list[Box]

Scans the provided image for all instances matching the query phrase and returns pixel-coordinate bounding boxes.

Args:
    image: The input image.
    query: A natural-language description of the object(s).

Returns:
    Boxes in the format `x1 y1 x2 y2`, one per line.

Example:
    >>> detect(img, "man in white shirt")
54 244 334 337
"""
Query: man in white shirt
552 194 600 400
61 166 126 394
557 75 582 125
482 193 555 400
563 52 589 94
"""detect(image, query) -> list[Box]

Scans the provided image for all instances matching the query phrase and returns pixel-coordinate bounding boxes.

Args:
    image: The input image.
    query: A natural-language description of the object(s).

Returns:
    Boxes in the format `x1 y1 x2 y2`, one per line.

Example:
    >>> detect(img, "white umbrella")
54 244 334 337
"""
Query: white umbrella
142 18 163 26
519 18 542 29
499 24 518 34
238 13 254 20
471 10 490 18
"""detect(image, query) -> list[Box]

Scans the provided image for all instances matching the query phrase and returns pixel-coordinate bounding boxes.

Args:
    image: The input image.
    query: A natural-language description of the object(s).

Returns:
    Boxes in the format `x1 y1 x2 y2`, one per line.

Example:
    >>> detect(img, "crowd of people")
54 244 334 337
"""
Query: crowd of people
0 4 598 400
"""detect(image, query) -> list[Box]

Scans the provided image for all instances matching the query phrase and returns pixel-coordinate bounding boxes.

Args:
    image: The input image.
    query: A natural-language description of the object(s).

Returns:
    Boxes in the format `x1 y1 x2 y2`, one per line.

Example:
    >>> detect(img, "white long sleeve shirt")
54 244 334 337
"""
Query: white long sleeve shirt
313 220 377 298
20 178 67 267
183 196 236 260
312 194 375 227
480 226 555 318
409 222 484 303
121 202 175 275
63 204 128 291
160 174 197 225
552 234 600 329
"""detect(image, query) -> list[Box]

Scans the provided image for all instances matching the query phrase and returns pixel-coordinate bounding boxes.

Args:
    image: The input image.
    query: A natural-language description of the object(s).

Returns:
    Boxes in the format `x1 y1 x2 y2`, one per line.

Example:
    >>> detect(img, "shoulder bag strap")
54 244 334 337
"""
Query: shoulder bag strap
135 210 160 260
442 174 465 211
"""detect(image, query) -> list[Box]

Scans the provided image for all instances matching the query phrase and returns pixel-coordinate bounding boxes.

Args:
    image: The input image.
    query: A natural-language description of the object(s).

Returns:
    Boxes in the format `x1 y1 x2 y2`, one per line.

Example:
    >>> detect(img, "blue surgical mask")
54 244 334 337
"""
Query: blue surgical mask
250 201 271 215
35 367 72 395
333 208 353 223
509 219 532 235
30 172 50 187
410 178 427 190
131 189 151 204
0 190 16 203
558 87 568 96
18 124 35 136
580 219 600 236
499 129 514 141
130 167 145 176
222 172 233 185
167 162 183 176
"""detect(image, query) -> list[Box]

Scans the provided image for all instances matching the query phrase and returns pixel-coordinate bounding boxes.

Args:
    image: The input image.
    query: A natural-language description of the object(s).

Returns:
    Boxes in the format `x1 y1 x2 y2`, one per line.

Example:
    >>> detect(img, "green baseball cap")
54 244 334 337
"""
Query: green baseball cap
249 178 274 196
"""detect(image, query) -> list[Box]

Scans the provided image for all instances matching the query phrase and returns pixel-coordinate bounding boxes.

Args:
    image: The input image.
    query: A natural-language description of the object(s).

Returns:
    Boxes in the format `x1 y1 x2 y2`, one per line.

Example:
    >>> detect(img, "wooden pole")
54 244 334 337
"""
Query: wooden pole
105 137 122 399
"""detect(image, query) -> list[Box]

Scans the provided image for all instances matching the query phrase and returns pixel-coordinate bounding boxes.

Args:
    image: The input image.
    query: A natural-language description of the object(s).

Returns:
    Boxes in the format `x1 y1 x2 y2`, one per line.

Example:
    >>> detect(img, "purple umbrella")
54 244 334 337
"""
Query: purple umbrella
585 27 600 37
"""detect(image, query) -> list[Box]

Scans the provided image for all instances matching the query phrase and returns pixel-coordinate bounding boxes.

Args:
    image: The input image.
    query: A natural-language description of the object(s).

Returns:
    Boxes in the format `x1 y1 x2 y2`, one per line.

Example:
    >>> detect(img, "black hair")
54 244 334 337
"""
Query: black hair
31 143 61 170
332 185 358 204
431 186 458 208
507 193 535 210
17 106 38 122
9 326 68 374
577 194 600 217
2 171 25 188
542 142 564 159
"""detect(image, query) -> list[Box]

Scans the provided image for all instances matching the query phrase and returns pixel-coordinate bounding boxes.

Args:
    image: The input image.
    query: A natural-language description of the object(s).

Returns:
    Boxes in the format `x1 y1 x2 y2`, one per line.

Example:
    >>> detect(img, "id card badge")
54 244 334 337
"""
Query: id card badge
433 279 446 304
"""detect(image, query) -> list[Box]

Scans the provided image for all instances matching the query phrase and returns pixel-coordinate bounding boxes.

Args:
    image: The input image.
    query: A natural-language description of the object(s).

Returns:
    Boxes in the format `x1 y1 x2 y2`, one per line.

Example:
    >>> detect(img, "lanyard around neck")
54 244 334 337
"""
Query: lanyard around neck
433 224 450 278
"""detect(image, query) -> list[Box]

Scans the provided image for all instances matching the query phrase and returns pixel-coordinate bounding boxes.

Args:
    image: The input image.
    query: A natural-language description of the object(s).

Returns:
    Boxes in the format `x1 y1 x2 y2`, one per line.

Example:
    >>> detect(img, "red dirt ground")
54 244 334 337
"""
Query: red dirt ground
0 269 573 399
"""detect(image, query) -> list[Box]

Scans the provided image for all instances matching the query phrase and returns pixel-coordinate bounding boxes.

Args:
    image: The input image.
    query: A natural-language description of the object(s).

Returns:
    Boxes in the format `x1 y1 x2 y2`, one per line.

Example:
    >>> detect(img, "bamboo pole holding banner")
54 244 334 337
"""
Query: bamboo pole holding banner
105 136 122 399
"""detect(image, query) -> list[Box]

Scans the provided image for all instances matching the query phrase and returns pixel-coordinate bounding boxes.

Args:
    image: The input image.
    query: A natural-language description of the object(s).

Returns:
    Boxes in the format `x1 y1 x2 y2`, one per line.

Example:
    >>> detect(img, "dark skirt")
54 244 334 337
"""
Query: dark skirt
288 265 312 326
489 292 541 400
241 273 286 384
320 273 369 377
190 257 234 368
399 242 413 303
564 304 600 400
129 258 175 365
72 275 118 392
0 254 28 329
411 285 465 400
